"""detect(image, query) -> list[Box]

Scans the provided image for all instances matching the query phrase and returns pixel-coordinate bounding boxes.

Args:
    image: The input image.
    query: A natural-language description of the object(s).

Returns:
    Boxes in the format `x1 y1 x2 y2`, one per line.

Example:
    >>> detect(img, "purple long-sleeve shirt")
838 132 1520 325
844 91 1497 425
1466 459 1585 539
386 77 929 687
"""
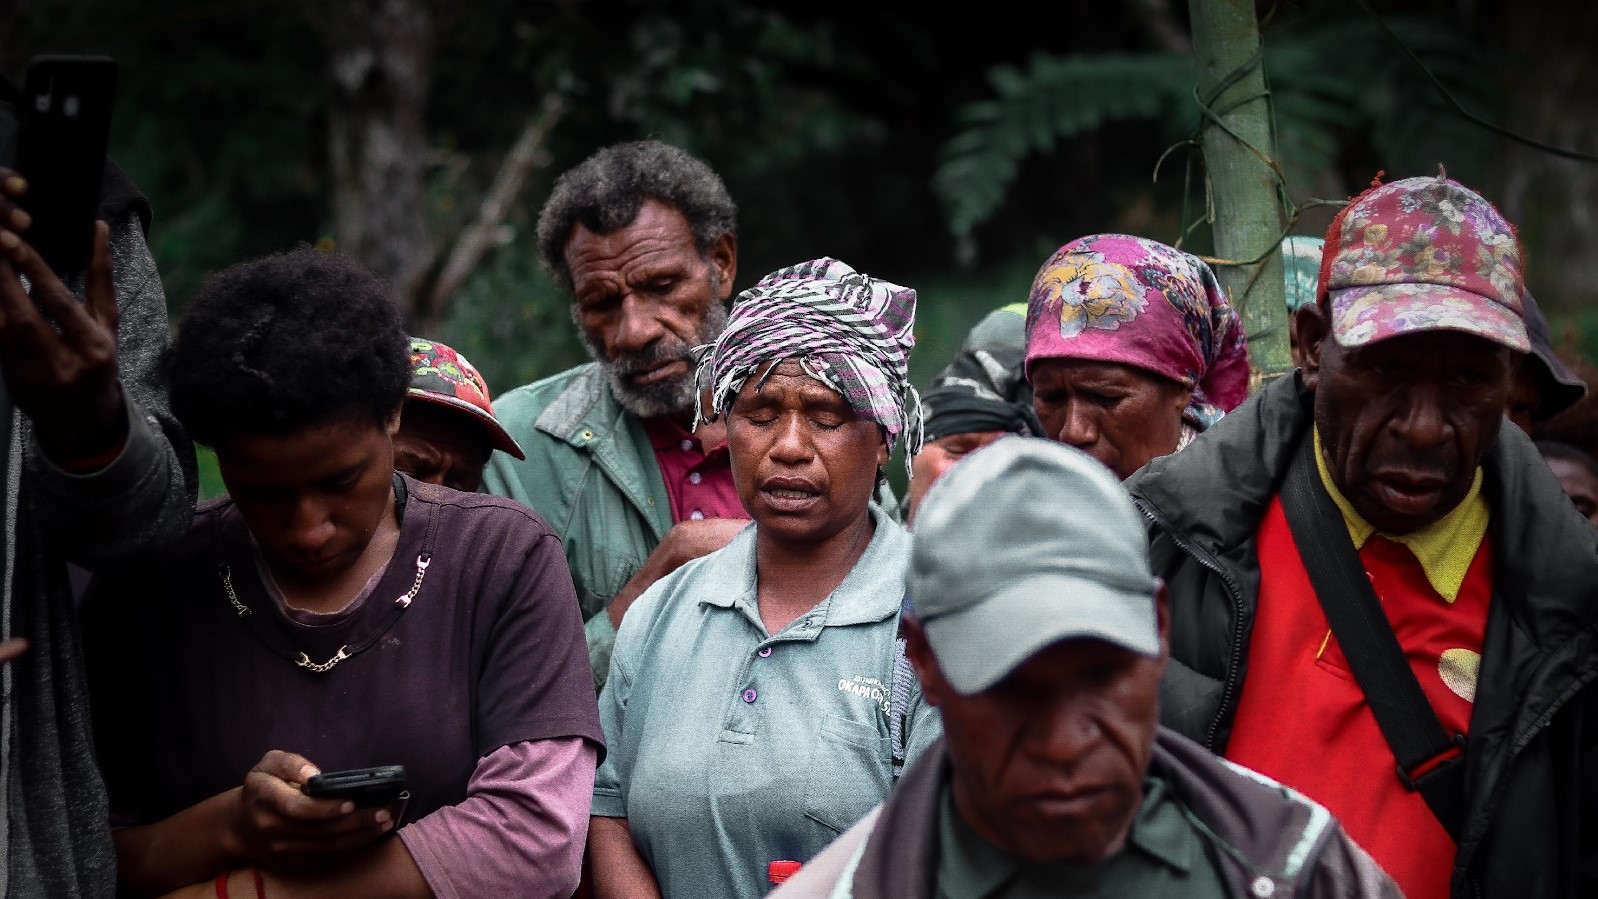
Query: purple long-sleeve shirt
400 737 596 898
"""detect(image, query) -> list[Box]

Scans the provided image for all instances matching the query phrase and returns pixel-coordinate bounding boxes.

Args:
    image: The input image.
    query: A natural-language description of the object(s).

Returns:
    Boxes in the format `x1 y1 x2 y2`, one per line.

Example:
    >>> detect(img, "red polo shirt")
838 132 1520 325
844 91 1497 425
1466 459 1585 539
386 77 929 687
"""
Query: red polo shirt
1226 495 1492 899
643 418 747 523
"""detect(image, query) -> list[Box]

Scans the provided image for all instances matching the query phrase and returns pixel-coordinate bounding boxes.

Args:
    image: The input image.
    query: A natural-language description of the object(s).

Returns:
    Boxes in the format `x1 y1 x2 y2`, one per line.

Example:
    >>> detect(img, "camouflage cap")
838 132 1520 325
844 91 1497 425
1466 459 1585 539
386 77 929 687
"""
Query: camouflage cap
405 337 525 460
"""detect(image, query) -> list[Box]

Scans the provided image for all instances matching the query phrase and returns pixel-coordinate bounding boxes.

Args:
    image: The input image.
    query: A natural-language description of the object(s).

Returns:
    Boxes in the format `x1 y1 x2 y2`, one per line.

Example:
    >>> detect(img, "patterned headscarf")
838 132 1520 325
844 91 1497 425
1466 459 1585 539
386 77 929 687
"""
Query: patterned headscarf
696 257 921 468
922 307 1043 442
1024 233 1250 430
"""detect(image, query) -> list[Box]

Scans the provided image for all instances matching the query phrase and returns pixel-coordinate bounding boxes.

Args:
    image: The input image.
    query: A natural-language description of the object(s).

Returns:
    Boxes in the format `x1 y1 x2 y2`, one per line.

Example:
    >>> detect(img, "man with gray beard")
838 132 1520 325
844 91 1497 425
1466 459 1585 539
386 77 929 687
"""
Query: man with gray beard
485 141 749 691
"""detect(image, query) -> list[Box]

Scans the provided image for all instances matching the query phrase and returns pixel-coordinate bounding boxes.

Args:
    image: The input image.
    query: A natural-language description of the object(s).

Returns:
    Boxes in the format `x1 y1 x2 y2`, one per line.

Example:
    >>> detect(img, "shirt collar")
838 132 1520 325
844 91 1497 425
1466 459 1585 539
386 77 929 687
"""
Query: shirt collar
697 506 908 633
1312 428 1489 603
1125 778 1195 874
643 415 728 456
935 776 1195 896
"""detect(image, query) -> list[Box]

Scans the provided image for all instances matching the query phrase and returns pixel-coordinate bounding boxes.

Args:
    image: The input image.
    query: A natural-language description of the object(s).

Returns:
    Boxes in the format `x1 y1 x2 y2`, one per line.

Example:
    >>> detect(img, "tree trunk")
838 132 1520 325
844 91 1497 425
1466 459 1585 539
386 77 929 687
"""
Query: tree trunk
1493 0 1598 325
1187 0 1290 388
325 0 433 321
414 92 565 336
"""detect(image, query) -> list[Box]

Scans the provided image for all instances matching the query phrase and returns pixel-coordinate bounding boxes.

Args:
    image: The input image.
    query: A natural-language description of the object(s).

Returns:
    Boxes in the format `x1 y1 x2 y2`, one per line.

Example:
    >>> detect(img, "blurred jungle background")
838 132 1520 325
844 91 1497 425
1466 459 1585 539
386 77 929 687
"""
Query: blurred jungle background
4 0 1596 497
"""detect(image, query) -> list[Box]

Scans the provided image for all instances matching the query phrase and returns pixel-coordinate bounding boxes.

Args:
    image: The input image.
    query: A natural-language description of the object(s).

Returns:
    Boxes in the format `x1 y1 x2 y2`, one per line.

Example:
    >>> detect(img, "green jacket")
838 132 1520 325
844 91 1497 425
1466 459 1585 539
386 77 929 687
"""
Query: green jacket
485 361 903 691
483 363 673 690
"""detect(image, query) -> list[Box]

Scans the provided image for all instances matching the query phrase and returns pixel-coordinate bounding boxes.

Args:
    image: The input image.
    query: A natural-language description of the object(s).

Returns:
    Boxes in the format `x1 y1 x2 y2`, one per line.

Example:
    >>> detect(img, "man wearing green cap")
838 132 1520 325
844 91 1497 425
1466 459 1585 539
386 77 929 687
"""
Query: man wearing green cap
773 438 1397 899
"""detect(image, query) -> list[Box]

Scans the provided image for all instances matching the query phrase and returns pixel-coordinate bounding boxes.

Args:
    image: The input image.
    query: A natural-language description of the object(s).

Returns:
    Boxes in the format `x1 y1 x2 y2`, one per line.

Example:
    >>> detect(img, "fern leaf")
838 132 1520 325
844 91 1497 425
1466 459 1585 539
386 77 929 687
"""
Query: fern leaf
935 52 1192 239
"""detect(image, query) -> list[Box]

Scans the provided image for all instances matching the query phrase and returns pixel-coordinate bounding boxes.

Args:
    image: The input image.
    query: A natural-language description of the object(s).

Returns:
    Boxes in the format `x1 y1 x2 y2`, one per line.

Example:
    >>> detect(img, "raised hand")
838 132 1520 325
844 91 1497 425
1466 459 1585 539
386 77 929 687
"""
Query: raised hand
0 169 126 465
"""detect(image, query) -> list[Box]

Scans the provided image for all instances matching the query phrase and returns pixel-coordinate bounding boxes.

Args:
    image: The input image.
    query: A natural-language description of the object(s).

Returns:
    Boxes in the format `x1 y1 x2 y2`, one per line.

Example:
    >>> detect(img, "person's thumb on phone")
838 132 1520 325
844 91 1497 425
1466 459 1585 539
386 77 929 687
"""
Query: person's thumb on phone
253 749 319 787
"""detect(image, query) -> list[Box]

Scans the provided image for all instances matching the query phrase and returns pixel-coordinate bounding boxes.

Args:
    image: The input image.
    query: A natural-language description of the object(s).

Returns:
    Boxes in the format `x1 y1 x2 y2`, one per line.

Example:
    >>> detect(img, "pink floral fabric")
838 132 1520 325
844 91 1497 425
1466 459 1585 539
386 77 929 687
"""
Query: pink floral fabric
1321 175 1528 351
1023 234 1250 429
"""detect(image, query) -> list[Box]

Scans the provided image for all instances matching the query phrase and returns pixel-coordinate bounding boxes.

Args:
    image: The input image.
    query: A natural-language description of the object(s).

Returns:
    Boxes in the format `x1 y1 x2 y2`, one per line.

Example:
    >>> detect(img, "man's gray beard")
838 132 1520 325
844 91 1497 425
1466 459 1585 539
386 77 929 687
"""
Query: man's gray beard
576 294 730 421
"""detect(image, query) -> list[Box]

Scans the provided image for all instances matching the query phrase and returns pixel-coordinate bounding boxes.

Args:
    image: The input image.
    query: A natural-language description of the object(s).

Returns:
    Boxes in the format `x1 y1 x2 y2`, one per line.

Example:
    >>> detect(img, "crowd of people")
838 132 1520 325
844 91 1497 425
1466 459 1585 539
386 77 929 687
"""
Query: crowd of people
1 74 1596 899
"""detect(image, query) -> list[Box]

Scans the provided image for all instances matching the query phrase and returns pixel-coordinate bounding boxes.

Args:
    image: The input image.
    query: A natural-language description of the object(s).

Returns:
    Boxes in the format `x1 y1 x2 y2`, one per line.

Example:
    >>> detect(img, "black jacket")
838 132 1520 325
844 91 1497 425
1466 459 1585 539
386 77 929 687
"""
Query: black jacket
1128 372 1598 899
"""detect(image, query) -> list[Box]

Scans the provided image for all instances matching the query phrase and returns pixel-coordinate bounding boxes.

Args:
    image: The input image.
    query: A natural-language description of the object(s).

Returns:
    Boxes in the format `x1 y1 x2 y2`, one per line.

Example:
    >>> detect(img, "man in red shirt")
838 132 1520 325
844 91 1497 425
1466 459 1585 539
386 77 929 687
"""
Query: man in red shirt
1129 174 1598 899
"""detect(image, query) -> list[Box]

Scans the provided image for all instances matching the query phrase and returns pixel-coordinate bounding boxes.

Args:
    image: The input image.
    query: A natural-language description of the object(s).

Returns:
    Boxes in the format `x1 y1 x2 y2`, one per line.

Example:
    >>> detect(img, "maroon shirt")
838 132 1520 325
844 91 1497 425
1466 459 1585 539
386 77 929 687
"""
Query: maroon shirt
642 417 746 522
83 476 602 826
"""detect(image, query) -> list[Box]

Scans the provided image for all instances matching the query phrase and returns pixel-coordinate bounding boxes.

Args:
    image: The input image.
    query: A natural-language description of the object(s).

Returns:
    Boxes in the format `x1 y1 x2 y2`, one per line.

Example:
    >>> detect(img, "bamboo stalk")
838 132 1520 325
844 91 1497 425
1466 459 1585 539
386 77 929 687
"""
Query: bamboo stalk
1188 0 1292 387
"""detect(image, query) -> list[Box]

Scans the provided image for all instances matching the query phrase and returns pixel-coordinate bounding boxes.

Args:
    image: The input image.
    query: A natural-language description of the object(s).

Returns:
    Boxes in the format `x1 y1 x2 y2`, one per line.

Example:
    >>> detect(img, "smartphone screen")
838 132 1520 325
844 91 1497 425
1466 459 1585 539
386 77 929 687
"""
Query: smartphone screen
14 55 117 274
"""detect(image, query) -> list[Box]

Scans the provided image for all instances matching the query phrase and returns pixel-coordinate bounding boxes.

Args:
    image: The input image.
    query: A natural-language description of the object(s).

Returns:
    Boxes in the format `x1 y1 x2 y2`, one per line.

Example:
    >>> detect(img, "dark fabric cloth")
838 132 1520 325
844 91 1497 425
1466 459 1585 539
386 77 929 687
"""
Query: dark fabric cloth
0 113 194 897
1127 372 1598 899
82 477 602 830
919 388 1040 443
920 337 1041 443
1521 289 1586 420
774 728 1399 899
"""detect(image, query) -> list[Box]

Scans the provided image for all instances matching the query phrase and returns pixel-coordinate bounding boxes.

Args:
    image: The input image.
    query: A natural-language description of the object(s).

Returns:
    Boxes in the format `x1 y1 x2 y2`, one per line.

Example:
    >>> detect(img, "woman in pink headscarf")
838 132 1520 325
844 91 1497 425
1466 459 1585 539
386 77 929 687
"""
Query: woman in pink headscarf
1024 233 1250 479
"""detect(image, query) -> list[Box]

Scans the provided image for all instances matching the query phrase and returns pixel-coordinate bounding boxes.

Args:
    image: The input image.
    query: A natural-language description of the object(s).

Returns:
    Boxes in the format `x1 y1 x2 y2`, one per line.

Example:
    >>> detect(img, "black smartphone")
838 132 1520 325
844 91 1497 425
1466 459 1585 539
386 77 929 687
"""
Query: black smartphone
13 55 117 273
301 765 409 807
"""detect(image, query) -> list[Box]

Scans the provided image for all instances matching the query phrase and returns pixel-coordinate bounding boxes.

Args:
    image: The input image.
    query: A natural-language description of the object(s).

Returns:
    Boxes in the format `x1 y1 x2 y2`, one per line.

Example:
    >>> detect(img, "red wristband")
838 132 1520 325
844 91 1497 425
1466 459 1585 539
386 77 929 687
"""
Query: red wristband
213 871 230 899
252 866 266 899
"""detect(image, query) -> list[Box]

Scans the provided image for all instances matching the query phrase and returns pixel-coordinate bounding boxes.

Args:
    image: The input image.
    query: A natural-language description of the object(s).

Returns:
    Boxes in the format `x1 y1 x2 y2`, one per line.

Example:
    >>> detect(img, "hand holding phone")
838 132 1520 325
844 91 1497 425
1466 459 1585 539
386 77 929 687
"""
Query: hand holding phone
0 55 127 465
0 203 126 463
301 765 409 808
233 751 398 868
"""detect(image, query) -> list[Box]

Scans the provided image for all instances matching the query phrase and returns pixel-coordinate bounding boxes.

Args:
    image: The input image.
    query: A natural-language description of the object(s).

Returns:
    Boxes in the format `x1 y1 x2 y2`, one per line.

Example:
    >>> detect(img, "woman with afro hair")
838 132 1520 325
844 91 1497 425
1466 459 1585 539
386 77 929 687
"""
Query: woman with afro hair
80 248 603 899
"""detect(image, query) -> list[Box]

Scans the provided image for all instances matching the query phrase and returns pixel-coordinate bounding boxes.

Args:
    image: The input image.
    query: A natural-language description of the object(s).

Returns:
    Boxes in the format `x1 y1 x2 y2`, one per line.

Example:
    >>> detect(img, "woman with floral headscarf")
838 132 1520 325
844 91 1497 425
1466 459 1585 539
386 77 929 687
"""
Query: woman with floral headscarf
1024 234 1250 479
588 258 940 899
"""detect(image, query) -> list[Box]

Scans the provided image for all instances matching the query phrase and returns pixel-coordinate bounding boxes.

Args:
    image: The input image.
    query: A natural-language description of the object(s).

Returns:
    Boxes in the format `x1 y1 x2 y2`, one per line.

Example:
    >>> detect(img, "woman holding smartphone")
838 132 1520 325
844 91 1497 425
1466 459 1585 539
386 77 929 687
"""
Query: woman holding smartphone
81 248 602 899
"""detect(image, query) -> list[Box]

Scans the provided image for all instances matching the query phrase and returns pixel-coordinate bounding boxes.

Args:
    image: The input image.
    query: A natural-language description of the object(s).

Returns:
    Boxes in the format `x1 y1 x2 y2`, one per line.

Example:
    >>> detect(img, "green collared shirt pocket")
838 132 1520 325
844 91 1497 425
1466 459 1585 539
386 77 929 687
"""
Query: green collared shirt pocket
804 714 894 834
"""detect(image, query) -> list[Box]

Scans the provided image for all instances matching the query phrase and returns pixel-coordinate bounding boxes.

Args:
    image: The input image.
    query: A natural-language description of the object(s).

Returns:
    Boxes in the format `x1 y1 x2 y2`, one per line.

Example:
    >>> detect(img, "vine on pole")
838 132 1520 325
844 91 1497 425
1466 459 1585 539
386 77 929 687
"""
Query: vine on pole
1187 0 1292 388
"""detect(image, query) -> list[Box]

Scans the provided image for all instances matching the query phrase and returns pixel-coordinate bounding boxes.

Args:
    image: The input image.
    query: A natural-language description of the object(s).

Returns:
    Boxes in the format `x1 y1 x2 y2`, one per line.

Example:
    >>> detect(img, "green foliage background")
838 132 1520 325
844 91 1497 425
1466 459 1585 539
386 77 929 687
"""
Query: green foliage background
6 0 1593 497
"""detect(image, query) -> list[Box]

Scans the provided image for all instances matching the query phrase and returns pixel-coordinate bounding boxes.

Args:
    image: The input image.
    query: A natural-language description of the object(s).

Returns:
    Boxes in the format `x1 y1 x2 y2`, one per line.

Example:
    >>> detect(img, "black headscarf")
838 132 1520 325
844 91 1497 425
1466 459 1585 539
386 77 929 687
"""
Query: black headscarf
922 335 1043 442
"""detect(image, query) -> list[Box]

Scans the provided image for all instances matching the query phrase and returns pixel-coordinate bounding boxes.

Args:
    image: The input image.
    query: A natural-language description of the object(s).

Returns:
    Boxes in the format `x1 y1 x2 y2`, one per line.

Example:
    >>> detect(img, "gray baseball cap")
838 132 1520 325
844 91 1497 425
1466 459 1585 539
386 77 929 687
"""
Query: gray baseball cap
907 437 1159 695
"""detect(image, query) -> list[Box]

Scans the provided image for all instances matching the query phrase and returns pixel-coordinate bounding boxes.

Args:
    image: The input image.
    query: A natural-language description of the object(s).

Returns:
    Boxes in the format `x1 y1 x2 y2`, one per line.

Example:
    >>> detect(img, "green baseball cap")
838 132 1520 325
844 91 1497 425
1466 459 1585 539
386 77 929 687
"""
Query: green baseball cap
907 437 1159 695
1282 236 1324 313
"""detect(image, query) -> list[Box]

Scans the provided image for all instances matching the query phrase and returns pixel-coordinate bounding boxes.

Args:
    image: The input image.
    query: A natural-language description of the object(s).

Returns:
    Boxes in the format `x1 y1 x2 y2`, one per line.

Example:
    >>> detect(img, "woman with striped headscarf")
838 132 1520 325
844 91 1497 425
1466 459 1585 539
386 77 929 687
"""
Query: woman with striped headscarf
589 258 940 899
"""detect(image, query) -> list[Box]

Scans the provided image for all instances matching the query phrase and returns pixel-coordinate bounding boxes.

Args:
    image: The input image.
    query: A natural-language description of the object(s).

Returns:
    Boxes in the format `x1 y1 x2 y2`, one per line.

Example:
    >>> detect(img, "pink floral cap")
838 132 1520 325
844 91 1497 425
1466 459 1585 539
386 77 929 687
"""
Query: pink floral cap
406 337 525 460
1024 234 1250 430
1320 174 1528 352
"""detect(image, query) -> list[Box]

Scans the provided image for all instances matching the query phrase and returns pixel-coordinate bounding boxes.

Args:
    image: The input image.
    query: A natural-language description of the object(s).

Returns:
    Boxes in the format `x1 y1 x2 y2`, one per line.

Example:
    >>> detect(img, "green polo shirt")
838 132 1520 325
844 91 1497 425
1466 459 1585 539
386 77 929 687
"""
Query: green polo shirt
936 776 1228 899
594 507 941 899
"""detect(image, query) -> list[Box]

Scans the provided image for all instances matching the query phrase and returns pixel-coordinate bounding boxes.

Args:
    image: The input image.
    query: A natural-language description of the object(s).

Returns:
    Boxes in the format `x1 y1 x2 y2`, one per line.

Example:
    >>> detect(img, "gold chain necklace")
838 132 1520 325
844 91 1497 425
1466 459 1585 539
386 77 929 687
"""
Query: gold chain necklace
219 554 432 674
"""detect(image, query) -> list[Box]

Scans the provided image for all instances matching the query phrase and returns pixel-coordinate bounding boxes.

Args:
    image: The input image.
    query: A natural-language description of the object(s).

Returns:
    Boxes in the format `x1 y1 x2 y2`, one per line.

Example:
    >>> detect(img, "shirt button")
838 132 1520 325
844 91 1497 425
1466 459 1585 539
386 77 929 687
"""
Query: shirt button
689 471 703 485
680 439 694 452
690 510 705 521
742 688 758 703
1251 876 1275 898
757 646 772 658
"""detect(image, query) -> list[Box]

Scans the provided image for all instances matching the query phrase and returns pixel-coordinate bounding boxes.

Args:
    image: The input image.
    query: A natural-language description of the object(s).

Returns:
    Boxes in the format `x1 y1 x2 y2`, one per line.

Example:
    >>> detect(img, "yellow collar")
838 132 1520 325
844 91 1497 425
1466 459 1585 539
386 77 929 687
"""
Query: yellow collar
1312 429 1489 603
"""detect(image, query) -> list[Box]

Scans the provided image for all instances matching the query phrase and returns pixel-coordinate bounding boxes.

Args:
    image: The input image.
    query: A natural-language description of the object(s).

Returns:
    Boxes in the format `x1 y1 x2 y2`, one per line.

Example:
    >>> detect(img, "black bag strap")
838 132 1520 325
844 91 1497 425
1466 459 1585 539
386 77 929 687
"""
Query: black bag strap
1279 435 1468 838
